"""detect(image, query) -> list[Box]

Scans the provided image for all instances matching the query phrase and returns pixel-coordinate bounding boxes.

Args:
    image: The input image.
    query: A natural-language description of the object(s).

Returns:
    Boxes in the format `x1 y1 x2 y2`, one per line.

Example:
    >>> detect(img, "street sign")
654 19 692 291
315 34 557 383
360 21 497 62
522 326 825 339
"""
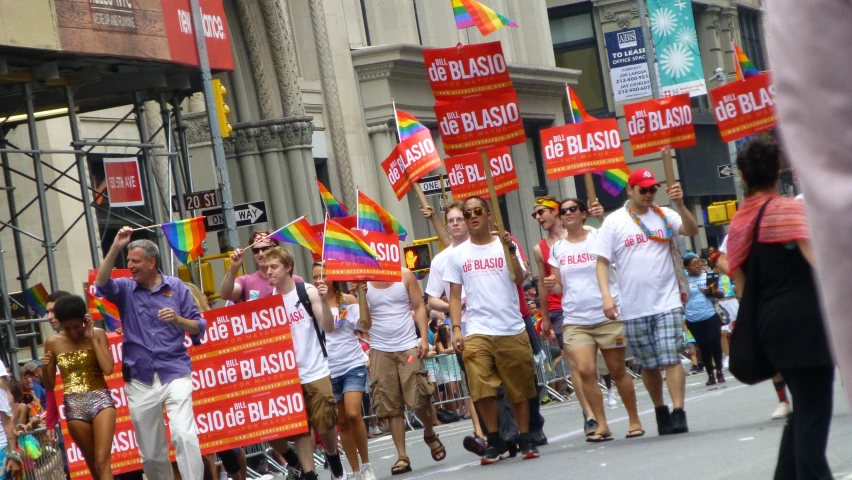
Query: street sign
718 164 738 179
202 201 268 232
171 189 220 212
418 174 448 196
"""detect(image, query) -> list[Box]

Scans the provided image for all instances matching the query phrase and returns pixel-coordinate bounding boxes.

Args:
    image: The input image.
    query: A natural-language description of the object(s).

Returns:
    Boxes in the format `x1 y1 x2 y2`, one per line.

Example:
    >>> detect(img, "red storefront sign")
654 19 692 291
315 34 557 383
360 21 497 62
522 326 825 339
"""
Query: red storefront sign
325 230 402 282
623 93 696 156
445 147 519 199
434 91 526 156
423 41 513 101
709 72 777 143
381 130 442 200
540 119 627 180
103 157 145 207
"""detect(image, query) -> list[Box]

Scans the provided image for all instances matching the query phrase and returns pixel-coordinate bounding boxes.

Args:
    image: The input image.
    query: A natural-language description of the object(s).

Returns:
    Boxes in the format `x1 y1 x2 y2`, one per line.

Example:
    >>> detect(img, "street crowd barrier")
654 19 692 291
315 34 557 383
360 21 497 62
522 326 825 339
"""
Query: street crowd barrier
19 428 65 480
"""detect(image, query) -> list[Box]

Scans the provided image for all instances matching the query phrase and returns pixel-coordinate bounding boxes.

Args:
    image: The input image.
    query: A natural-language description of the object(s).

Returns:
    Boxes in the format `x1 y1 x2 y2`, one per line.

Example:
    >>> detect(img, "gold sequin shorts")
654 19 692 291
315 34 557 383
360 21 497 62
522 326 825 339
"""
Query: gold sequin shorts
64 388 115 424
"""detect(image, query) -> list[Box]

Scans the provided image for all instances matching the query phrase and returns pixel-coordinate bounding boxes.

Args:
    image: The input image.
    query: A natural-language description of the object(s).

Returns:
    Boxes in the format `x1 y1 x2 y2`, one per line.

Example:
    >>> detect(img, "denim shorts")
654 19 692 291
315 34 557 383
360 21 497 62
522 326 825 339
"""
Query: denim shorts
330 364 368 402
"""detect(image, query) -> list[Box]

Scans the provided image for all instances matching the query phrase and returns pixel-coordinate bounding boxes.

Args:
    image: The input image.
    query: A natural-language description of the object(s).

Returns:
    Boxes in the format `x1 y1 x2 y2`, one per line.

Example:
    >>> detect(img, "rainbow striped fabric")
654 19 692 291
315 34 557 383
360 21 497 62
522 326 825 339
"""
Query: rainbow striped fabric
324 219 380 267
453 0 517 37
567 86 596 124
92 296 121 332
21 283 48 317
396 110 428 142
733 42 759 81
269 216 323 257
599 167 631 197
161 217 207 265
357 190 408 240
316 180 348 218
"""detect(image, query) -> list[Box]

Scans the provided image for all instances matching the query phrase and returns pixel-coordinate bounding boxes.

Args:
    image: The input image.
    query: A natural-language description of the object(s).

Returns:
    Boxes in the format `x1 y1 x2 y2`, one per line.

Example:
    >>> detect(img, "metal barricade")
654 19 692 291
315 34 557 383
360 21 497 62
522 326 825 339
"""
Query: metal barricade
19 428 64 480
426 353 472 419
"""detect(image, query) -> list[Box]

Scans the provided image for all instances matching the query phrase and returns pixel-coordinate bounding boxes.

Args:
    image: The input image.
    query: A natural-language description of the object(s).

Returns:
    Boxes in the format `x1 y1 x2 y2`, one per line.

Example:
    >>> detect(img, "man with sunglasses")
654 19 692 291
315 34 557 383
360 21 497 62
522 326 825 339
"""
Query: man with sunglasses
592 168 698 436
445 197 539 464
220 231 303 303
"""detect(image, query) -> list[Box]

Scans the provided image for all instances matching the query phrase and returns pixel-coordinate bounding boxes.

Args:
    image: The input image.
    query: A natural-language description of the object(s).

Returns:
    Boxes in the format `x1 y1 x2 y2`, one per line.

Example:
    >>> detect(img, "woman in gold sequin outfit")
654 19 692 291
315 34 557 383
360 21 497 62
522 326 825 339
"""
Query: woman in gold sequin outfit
42 295 116 479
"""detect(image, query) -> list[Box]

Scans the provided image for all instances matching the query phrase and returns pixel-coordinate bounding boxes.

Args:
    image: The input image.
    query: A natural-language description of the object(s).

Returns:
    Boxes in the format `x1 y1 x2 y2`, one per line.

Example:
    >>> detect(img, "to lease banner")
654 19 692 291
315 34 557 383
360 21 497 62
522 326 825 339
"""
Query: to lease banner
540 119 627 180
58 296 308 479
325 230 402 282
446 147 519 199
423 42 513 101
709 72 777 143
434 91 526 156
381 129 442 200
623 93 695 156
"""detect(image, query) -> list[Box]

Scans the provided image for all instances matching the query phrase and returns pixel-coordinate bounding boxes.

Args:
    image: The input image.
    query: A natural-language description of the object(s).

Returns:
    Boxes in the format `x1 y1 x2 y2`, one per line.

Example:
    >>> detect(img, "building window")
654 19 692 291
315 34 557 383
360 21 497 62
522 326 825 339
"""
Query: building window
738 8 766 72
549 8 608 116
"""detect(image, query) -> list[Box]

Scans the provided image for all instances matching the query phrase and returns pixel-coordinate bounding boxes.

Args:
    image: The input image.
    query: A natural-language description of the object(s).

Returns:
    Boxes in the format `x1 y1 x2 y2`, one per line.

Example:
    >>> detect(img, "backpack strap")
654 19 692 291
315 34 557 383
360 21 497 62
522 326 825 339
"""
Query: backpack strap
296 282 328 358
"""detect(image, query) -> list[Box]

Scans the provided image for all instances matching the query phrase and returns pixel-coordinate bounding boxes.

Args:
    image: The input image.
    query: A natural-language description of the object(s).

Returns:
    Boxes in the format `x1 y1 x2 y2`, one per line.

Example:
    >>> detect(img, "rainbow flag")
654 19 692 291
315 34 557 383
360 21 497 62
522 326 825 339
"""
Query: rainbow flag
357 190 408 240
396 110 428 142
316 180 348 218
733 42 759 81
21 283 48 317
92 296 121 332
598 167 631 197
269 216 323 257
323 219 380 267
567 86 596 124
453 0 517 36
161 217 207 265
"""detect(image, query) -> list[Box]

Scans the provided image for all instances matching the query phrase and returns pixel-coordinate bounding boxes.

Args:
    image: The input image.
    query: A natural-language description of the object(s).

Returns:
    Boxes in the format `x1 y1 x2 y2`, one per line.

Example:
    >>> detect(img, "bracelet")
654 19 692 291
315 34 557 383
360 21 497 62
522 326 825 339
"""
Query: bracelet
452 325 462 331
508 245 517 254
7 449 21 463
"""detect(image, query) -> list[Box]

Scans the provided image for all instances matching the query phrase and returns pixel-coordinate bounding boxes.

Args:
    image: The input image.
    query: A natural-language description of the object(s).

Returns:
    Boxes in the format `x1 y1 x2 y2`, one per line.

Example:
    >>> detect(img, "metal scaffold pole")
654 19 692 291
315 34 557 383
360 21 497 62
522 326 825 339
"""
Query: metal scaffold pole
66 86 102 268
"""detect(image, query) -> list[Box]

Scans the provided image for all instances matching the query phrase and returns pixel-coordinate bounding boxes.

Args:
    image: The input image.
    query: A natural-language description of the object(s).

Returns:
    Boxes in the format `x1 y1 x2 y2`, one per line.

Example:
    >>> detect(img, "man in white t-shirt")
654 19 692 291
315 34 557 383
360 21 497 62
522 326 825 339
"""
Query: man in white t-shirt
445 196 539 464
262 247 345 480
593 168 698 436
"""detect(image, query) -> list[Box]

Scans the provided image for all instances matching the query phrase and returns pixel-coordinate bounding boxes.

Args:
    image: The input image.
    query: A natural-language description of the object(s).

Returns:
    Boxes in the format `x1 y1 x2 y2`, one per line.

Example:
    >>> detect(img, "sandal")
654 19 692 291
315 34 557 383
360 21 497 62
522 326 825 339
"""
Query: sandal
391 456 412 475
625 429 645 439
586 433 613 443
424 433 447 461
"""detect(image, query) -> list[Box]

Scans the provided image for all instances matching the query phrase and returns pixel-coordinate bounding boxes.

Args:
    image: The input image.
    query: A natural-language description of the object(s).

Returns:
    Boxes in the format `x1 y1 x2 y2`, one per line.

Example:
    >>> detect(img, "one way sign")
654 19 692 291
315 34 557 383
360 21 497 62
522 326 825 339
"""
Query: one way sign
718 164 739 179
202 201 268 232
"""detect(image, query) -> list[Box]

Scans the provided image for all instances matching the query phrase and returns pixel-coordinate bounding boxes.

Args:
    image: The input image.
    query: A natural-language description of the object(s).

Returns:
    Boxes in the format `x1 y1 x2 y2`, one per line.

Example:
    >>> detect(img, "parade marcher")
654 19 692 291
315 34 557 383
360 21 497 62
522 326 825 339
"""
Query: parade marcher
262 247 345 480
95 227 206 479
45 290 71 332
311 262 376 480
542 199 643 442
445 196 539 464
531 196 595 436
219 231 278 303
683 253 726 385
42 295 116 479
364 264 444 475
593 168 699 435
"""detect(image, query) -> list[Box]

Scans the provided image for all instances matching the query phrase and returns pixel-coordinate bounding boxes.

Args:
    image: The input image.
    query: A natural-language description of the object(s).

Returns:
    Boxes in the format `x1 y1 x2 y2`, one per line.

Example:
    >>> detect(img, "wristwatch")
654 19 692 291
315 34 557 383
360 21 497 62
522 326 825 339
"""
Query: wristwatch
508 244 517 254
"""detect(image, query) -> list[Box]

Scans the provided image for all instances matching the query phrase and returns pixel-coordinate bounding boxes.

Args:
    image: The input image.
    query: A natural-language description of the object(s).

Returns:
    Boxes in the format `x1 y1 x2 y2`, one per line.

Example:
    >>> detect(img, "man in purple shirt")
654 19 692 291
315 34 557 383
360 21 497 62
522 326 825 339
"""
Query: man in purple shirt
96 226 206 480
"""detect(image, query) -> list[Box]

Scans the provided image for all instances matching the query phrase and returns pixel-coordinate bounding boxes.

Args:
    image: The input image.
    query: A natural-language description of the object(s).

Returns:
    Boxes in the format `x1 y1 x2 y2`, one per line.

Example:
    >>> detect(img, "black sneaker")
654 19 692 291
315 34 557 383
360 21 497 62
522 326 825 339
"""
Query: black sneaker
326 452 344 479
518 434 540 460
411 417 424 429
655 405 674 435
463 435 487 457
584 418 598 437
671 408 689 434
300 471 319 480
529 430 548 446
506 439 518 458
481 434 509 465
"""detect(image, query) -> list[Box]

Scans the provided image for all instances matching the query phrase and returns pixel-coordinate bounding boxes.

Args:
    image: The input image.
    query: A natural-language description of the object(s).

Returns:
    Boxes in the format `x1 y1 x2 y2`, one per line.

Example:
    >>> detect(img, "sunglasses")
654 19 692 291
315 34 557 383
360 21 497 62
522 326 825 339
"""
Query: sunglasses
639 187 658 195
530 208 550 219
252 246 273 254
560 206 580 215
446 217 465 225
463 207 485 219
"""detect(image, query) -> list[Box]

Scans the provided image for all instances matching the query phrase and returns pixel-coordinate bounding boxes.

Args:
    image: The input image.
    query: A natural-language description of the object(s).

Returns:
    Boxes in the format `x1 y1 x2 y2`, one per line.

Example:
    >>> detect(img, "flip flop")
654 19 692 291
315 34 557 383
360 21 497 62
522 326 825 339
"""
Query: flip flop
626 429 646 439
586 433 613 443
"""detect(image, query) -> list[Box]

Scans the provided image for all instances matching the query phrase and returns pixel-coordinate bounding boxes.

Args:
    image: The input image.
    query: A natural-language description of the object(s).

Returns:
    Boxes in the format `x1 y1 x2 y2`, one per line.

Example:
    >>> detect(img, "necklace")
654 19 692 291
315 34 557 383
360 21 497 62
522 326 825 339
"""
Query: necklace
333 291 347 330
626 201 672 242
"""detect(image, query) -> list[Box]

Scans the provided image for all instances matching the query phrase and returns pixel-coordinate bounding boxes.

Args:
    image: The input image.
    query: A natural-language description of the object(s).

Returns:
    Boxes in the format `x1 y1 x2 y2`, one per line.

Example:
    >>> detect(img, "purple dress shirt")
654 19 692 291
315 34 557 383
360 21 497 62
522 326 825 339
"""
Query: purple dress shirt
97 275 206 386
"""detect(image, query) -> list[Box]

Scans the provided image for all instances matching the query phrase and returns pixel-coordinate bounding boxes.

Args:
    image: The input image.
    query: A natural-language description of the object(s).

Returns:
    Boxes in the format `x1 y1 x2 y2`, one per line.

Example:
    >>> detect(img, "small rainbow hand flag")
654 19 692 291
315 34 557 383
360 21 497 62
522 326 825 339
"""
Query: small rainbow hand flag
21 283 48 317
732 42 759 81
92 296 121 332
453 0 517 37
323 219 380 268
597 167 631 197
161 217 207 265
357 190 408 240
269 216 323 257
396 110 428 142
316 180 348 218
567 86 596 124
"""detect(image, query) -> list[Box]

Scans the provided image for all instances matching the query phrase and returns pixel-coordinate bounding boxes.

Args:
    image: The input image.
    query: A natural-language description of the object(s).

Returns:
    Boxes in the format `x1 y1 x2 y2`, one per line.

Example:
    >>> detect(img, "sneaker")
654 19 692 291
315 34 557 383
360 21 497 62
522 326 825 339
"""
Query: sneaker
506 439 518 458
411 417 424 429
529 430 548 446
481 434 509 465
360 464 376 480
327 453 345 479
655 405 674 436
690 366 702 375
716 370 726 384
349 473 361 480
706 372 717 386
368 426 383 438
300 472 319 480
671 408 689 434
772 401 792 420
463 435 487 457
584 418 598 437
518 434 540 460
722 355 730 370
286 466 302 480
607 390 617 407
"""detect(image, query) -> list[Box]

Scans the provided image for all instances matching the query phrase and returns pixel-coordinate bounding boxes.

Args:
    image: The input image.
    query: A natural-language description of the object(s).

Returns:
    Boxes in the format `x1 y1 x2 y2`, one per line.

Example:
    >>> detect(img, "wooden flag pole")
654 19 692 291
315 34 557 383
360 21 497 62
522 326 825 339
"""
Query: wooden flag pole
480 150 515 282
661 147 676 188
584 173 598 207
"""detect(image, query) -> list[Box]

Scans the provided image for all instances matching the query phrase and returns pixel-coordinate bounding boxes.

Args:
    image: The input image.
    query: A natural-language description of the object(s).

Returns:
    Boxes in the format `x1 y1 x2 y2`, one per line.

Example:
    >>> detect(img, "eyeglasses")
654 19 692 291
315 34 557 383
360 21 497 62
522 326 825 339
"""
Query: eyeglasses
560 206 579 215
530 208 550 219
446 218 465 225
252 246 273 254
463 207 485 219
639 187 658 195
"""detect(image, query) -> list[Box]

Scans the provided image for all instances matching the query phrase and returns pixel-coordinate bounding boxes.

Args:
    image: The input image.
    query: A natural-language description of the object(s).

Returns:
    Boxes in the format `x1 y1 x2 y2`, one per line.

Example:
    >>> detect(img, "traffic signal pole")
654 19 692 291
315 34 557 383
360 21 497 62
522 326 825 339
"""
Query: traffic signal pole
189 0 239 250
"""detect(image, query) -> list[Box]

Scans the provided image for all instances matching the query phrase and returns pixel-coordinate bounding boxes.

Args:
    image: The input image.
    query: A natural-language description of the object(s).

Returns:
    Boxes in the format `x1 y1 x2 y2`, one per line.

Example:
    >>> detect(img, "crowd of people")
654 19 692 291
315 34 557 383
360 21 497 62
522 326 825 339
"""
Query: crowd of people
0 136 836 480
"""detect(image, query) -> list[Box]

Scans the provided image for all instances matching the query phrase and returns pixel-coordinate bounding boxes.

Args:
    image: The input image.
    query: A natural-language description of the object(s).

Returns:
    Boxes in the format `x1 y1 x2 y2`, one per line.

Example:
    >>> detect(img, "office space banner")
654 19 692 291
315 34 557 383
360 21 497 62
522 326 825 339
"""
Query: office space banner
646 0 707 97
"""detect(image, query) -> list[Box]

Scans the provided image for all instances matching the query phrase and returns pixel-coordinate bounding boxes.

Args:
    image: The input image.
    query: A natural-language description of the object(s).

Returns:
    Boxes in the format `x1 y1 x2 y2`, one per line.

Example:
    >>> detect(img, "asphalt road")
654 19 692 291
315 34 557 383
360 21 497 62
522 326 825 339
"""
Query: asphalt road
352 372 852 480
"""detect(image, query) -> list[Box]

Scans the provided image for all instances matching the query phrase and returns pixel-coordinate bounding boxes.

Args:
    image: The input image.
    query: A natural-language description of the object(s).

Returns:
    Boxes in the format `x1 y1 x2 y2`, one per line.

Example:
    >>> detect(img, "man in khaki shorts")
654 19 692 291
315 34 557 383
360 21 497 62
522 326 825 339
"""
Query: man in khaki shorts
446 197 539 464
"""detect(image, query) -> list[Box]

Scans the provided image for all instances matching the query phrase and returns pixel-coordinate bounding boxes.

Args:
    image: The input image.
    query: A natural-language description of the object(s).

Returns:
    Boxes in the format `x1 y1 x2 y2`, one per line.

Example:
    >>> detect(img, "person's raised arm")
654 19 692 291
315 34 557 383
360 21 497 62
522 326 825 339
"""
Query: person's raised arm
449 283 464 354
96 226 132 287
421 205 451 248
90 327 115 376
667 184 698 236
219 249 246 302
597 256 618 320
312 281 336 334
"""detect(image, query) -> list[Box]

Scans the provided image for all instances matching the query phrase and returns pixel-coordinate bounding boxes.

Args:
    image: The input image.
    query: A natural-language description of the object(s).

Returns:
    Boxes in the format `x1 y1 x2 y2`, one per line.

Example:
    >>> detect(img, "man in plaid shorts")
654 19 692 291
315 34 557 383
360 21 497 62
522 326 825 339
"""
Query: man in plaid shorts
592 168 698 435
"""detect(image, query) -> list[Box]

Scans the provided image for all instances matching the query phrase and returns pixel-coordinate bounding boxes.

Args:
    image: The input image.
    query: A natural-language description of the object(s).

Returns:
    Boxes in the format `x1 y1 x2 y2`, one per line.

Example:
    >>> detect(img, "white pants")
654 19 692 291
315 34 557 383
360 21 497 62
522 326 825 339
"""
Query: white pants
126 373 203 480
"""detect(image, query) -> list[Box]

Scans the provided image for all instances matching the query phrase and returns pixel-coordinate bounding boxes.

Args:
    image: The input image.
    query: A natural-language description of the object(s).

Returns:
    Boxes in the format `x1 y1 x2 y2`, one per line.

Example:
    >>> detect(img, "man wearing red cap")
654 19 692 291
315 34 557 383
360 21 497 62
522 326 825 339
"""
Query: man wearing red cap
592 168 698 436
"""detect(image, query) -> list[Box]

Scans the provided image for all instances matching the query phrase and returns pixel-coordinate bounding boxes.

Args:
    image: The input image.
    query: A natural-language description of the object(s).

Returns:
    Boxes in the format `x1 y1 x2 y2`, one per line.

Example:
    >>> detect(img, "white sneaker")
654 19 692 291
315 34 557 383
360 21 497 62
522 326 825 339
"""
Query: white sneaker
772 402 792 420
350 473 362 480
607 390 617 407
361 463 377 480
723 355 730 370
368 426 383 437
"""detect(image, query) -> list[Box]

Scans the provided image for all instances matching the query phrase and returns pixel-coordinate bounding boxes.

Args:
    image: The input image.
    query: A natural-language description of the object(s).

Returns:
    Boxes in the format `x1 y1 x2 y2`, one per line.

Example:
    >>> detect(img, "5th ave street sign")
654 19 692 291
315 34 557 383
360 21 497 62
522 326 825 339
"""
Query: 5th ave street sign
202 201 268 232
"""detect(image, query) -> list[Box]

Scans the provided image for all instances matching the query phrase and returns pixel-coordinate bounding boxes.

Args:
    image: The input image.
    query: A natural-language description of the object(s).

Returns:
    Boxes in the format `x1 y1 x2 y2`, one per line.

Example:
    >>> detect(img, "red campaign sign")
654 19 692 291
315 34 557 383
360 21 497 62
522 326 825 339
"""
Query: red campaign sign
381 129 442 200
423 41 513 101
87 269 131 321
325 230 402 282
623 94 696 156
445 147 519 200
434 91 527 156
103 157 145 207
58 296 308 479
162 0 235 70
540 119 627 180
709 72 777 143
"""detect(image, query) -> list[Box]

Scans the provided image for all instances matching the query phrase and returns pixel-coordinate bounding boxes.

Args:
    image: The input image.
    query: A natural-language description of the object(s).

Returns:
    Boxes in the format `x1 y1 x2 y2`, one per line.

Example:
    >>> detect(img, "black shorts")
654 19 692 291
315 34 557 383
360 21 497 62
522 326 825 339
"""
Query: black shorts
218 448 241 474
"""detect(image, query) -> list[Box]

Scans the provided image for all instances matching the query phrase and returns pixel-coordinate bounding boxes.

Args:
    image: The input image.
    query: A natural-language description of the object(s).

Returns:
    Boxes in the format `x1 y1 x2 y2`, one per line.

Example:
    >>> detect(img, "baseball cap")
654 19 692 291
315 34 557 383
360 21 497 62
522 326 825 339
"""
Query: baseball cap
23 361 40 374
250 231 279 247
628 169 661 189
